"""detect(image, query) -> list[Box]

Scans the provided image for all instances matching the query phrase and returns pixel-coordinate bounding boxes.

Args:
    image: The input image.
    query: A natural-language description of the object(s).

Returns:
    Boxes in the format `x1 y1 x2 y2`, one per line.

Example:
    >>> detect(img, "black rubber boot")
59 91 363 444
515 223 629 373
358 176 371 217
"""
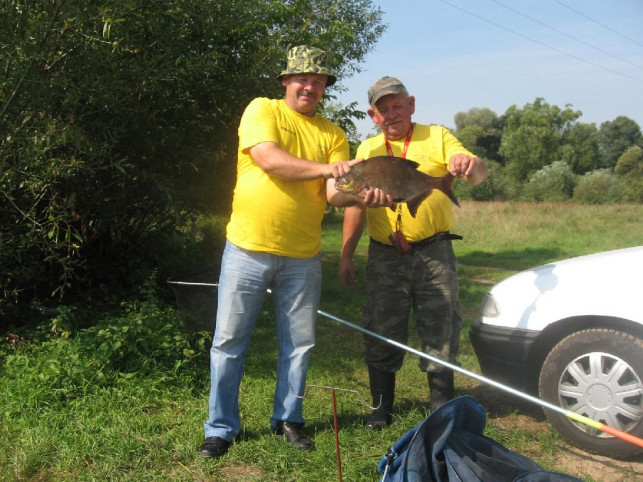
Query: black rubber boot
428 371 454 410
366 366 395 430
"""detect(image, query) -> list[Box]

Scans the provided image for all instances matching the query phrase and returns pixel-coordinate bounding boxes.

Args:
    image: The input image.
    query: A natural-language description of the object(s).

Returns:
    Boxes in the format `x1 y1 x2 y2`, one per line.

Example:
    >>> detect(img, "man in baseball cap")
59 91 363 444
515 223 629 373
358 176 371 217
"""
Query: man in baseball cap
339 76 488 429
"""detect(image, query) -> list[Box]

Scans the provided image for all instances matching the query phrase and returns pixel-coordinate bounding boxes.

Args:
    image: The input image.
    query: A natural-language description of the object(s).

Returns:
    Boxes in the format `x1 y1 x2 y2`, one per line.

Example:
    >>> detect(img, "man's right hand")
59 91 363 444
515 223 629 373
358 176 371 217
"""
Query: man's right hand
323 158 364 179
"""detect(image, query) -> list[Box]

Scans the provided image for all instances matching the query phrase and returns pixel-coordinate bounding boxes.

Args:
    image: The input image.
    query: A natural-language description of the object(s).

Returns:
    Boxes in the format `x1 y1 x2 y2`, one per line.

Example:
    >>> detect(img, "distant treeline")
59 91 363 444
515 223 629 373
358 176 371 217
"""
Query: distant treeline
446 101 642 204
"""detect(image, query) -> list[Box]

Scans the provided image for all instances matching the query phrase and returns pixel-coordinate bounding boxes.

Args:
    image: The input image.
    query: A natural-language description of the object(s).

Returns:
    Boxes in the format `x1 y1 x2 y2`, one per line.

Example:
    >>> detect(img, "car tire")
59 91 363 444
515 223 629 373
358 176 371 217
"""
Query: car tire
538 328 643 458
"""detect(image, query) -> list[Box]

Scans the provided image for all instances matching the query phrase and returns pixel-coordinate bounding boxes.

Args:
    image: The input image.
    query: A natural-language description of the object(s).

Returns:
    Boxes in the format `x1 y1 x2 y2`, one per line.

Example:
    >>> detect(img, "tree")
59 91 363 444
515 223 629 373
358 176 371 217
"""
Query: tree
558 122 600 174
454 107 499 131
597 116 642 169
615 145 643 176
614 145 643 202
454 107 502 163
0 0 386 305
499 98 581 181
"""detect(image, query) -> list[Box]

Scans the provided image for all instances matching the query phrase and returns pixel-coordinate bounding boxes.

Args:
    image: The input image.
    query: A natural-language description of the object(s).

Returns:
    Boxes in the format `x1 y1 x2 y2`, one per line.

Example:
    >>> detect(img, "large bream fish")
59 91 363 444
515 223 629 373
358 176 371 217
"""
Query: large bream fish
335 156 460 217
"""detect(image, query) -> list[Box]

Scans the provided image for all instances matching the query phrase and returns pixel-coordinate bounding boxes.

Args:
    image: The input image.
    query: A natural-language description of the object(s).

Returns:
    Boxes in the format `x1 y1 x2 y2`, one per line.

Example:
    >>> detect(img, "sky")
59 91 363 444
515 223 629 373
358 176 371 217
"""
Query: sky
335 0 643 138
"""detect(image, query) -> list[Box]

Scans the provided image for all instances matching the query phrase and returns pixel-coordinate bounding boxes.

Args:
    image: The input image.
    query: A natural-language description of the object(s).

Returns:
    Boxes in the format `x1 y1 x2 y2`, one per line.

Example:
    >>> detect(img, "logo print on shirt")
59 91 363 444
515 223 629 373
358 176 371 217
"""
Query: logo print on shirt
280 126 296 136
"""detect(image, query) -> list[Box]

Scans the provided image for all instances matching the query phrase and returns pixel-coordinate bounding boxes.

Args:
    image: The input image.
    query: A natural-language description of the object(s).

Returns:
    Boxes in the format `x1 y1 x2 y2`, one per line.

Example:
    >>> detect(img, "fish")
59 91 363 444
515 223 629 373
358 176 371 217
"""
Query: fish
334 156 460 217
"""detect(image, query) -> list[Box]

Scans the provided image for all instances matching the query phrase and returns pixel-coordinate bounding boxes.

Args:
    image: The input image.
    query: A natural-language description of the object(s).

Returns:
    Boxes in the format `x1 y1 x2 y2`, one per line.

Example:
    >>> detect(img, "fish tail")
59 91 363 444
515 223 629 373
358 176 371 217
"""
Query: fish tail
438 174 460 207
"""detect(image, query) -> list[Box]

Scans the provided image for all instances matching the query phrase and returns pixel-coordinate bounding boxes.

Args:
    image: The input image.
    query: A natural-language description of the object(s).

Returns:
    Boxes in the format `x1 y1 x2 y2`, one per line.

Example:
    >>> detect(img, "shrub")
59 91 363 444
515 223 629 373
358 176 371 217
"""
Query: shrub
573 169 625 204
523 161 575 202
0 298 209 414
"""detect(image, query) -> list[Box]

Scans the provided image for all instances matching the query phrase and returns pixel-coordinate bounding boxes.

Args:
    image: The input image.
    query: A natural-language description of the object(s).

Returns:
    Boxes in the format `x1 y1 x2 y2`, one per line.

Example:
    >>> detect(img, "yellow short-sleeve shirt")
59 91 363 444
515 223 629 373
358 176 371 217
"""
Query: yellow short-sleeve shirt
226 98 349 258
356 124 473 244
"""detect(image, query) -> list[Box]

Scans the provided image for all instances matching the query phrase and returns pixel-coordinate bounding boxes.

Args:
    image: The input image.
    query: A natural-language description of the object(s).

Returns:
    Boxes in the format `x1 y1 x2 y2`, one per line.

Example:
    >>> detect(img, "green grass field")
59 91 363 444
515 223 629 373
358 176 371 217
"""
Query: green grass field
1 202 641 481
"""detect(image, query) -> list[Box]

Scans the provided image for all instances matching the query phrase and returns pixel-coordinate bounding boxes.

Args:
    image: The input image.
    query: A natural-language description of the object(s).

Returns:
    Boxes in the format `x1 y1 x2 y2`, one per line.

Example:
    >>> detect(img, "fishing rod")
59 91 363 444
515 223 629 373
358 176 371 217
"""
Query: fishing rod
316 309 643 449
167 280 643 448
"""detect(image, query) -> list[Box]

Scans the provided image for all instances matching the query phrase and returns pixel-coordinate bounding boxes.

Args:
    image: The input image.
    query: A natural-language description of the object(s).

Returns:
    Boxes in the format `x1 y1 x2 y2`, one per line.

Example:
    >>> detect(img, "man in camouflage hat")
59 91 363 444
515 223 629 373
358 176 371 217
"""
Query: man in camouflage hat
199 47 389 458
339 76 488 429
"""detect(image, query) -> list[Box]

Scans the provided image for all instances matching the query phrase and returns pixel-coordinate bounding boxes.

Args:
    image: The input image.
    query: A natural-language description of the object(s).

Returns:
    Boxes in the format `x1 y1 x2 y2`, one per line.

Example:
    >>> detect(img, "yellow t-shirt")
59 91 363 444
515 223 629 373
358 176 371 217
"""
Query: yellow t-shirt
356 124 473 244
226 98 349 258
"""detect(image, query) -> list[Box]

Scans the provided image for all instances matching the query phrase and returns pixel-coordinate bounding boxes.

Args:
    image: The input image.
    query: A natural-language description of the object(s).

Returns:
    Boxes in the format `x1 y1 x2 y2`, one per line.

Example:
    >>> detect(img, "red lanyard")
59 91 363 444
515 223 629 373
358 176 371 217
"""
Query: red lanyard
384 123 414 228
385 123 414 158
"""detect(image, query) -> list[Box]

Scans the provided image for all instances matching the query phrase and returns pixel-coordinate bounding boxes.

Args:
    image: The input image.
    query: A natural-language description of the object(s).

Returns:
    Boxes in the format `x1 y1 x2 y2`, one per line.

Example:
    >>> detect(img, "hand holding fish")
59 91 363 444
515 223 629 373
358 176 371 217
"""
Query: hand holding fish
323 158 364 180
448 154 488 186
326 158 396 209
361 188 395 209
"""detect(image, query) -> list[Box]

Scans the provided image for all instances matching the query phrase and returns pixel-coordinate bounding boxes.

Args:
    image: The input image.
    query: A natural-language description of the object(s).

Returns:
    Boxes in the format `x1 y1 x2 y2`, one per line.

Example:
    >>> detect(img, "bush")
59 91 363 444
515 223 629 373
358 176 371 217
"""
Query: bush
573 169 625 204
523 161 575 202
156 214 227 283
0 298 209 414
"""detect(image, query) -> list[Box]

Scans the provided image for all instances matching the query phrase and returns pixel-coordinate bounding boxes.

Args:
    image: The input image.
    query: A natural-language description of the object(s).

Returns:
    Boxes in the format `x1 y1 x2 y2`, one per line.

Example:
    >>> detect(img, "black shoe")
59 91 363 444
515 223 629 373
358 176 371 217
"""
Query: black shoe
366 411 392 430
274 421 314 451
198 436 232 458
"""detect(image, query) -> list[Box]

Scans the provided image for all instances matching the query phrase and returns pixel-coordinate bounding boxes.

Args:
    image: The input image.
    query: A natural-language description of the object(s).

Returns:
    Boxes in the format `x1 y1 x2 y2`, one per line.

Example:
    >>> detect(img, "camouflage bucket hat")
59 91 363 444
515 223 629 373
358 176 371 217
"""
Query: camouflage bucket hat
278 45 337 87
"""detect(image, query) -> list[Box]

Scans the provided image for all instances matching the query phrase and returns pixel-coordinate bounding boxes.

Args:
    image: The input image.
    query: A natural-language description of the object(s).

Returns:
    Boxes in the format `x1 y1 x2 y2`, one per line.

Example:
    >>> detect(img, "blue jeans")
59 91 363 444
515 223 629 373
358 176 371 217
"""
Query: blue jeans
203 241 321 441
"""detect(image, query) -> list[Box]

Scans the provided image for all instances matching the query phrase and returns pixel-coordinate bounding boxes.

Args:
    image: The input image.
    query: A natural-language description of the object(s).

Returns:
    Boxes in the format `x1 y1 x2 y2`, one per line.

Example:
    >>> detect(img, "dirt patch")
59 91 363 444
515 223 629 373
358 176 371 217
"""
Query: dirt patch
464 381 642 480
217 465 265 481
555 448 642 481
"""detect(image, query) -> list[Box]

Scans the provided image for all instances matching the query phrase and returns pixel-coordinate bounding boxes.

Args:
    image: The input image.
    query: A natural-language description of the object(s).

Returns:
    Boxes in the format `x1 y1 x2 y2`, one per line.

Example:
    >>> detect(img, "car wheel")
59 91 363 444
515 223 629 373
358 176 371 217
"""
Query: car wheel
538 328 643 458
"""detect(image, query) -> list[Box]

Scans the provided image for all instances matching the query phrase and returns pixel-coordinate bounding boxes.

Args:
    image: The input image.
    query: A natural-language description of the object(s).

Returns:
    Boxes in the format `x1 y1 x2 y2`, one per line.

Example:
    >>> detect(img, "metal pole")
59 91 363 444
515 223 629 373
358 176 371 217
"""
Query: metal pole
171 282 642 448
316 309 643 449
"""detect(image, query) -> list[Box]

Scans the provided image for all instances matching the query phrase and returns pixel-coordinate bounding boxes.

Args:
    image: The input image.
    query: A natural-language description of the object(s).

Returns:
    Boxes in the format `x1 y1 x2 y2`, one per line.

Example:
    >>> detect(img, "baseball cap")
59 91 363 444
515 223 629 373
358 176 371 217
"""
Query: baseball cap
367 76 408 105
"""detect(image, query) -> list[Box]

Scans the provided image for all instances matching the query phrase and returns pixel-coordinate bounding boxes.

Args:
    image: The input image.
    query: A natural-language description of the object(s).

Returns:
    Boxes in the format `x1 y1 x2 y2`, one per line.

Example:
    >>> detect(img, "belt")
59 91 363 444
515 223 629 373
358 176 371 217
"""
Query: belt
411 231 463 248
370 231 463 249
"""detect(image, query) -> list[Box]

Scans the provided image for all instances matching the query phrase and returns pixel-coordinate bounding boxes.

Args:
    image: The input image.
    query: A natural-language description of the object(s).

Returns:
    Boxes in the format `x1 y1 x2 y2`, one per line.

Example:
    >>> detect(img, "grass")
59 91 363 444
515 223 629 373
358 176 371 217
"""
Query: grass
1 202 641 481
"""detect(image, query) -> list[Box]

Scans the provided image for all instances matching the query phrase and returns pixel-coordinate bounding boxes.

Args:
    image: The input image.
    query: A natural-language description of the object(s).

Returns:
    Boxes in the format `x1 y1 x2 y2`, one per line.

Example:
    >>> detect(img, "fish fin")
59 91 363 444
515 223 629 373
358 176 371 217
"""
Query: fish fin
406 194 430 218
368 156 420 170
407 174 460 216
438 174 460 207
403 159 420 169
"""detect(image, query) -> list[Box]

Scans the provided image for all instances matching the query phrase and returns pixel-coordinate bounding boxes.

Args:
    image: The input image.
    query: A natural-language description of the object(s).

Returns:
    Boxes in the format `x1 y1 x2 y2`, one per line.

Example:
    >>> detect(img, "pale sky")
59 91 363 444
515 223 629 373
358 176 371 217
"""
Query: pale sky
336 0 643 138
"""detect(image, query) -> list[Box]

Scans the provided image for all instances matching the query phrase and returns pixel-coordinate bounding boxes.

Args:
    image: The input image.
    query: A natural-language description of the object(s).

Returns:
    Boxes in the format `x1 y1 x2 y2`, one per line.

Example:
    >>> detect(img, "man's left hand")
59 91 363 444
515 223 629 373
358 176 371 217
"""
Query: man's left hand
362 188 395 209
448 153 488 186
449 153 481 177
